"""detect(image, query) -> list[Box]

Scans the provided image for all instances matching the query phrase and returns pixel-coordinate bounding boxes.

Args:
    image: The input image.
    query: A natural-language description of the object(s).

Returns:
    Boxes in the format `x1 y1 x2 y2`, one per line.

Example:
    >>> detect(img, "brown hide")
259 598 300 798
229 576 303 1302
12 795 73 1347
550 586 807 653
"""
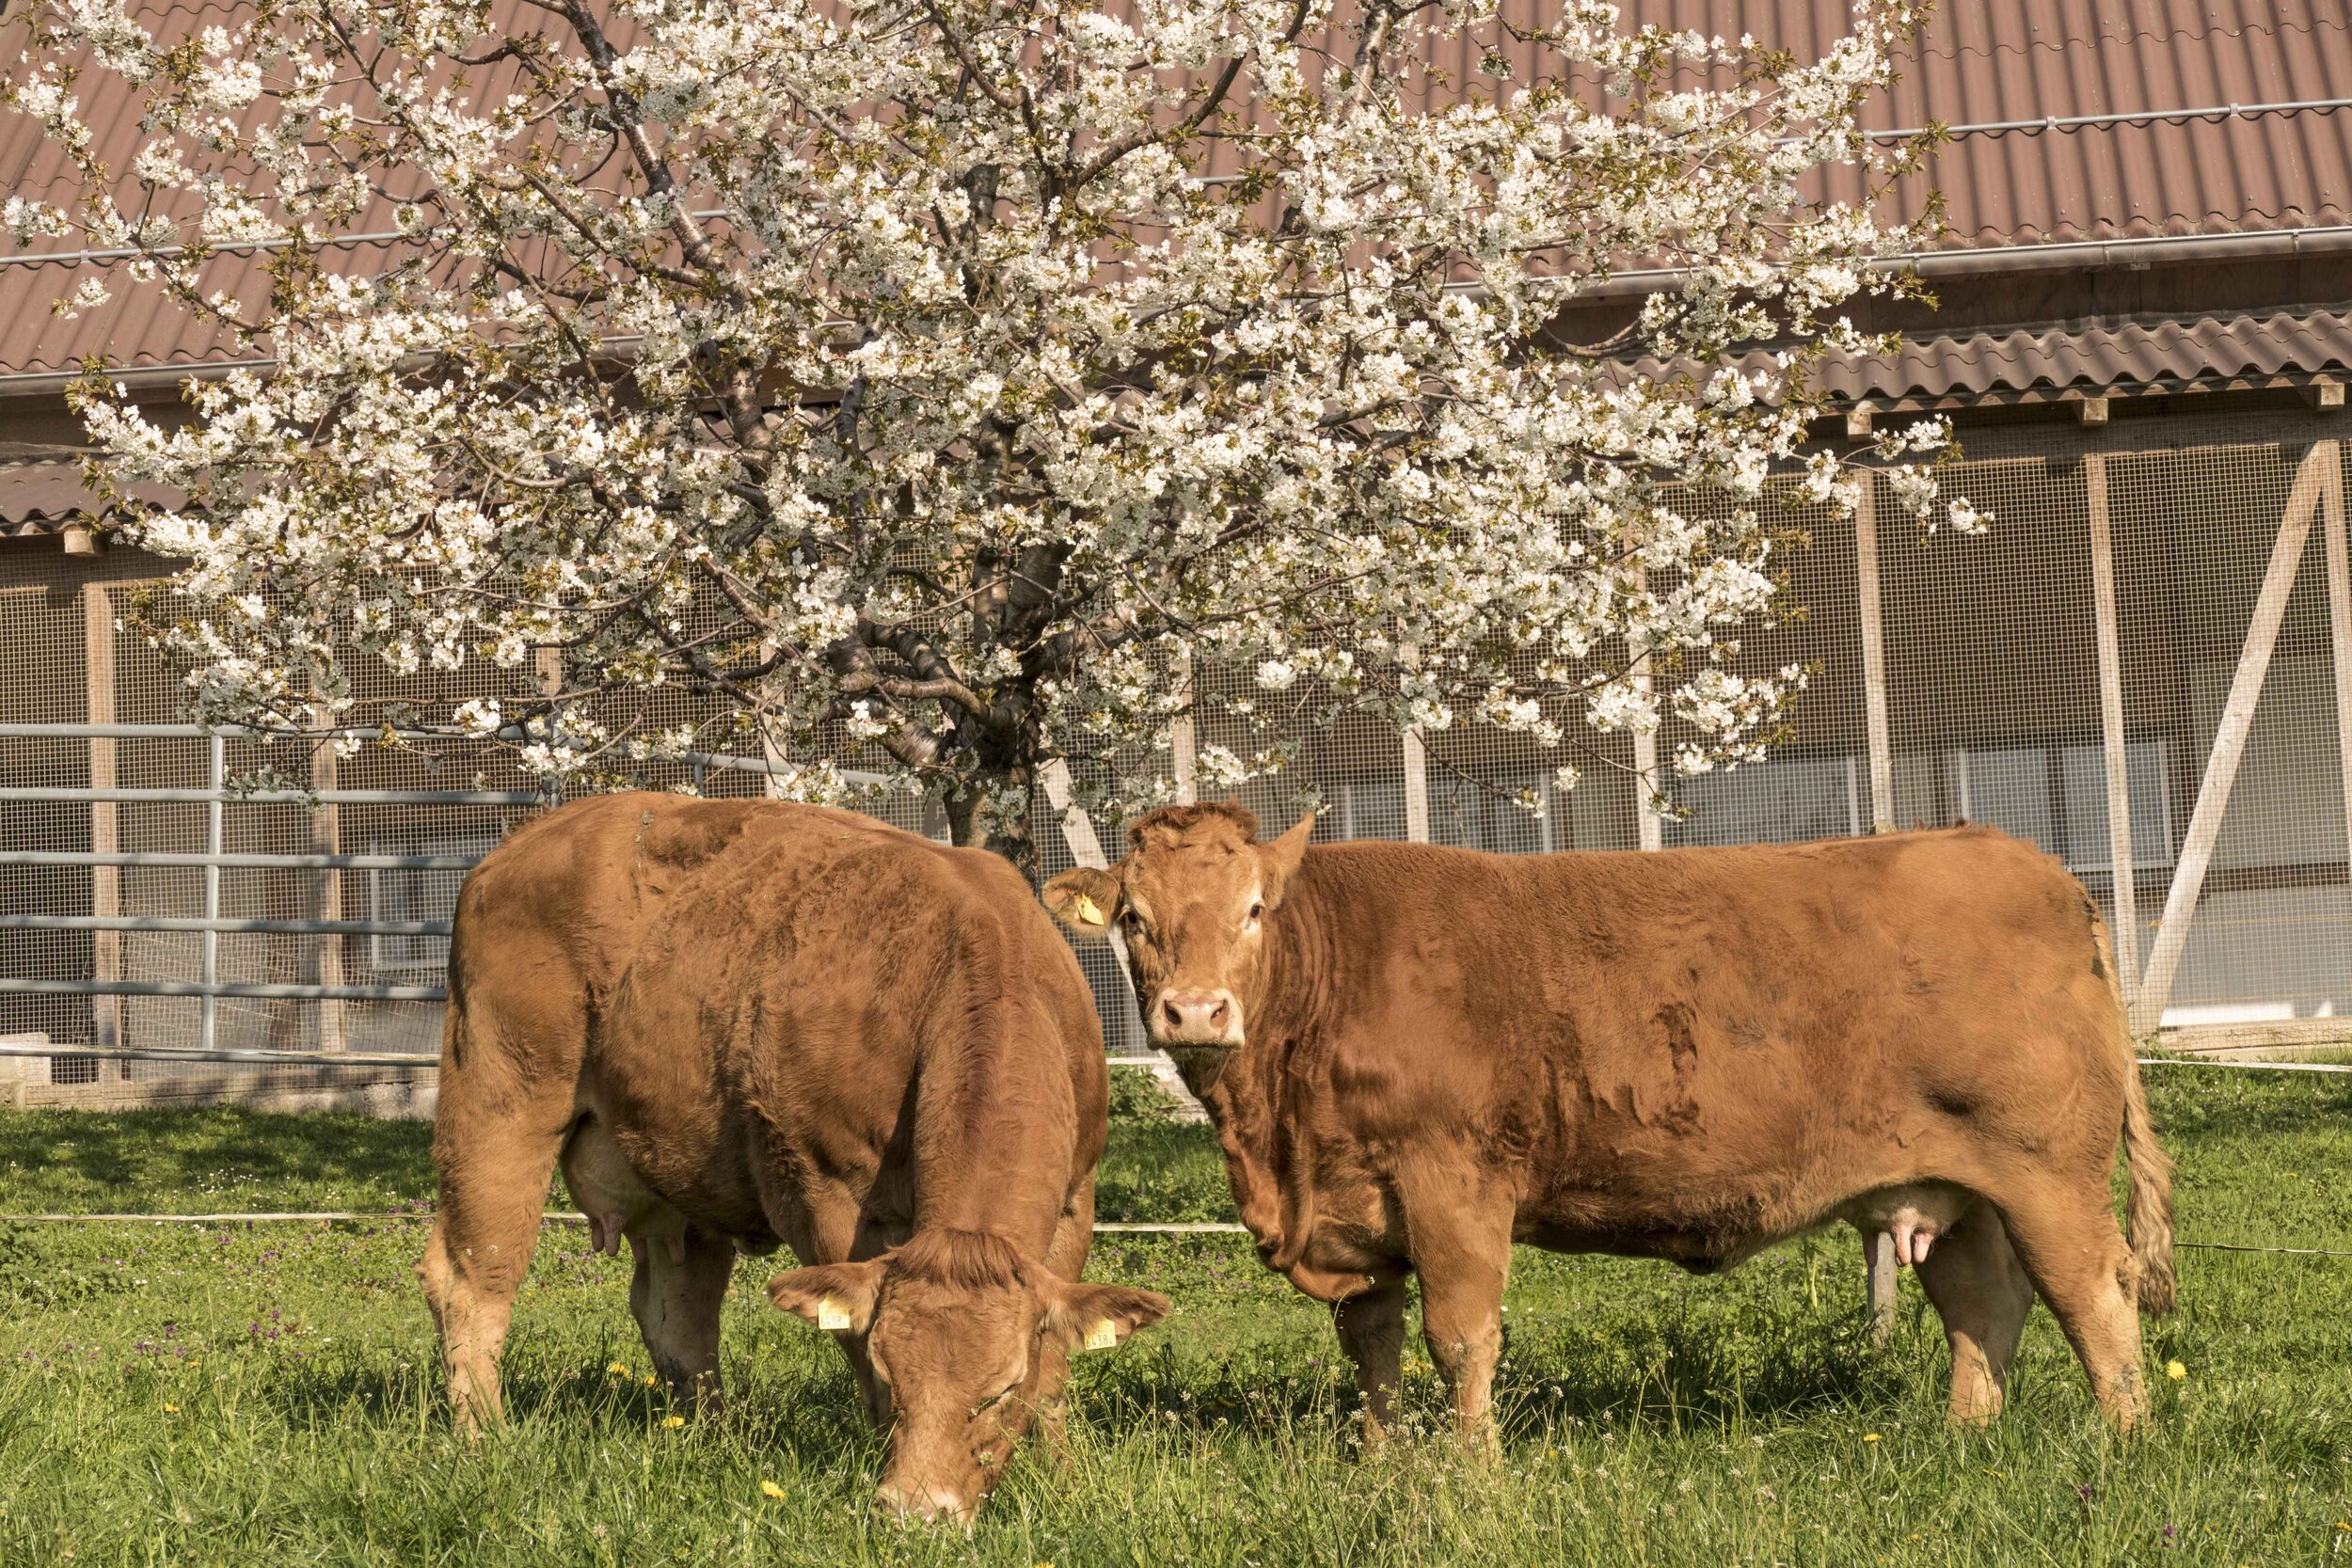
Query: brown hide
1048 804 2174 1436
419 795 1165 1523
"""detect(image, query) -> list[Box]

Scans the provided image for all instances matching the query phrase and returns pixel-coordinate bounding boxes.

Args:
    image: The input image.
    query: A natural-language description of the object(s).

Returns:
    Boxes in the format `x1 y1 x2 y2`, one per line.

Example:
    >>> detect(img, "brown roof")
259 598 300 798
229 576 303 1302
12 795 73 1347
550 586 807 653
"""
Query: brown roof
1619 0 2352 248
1627 308 2352 406
4 0 2350 525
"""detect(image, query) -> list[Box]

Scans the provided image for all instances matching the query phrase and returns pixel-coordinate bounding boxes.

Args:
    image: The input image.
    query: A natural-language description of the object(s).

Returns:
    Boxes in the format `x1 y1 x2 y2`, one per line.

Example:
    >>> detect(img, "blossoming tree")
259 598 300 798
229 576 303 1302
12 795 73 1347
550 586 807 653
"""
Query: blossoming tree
8 0 1969 860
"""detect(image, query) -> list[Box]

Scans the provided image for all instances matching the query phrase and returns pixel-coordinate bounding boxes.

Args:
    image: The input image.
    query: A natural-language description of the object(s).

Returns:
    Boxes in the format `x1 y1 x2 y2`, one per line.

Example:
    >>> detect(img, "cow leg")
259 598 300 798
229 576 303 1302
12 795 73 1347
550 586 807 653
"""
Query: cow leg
1332 1277 1409 1444
784 1182 896 1430
1407 1180 1514 1454
1914 1199 2034 1424
628 1224 733 1414
418 1101 569 1435
1989 1175 2148 1433
1026 1176 1096 1463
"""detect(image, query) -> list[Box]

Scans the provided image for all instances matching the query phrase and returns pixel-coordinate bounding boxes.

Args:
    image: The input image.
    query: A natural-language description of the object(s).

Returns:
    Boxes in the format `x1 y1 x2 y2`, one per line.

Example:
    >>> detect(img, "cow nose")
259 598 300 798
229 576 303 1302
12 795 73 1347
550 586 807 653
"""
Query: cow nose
1156 989 1239 1043
874 1480 972 1527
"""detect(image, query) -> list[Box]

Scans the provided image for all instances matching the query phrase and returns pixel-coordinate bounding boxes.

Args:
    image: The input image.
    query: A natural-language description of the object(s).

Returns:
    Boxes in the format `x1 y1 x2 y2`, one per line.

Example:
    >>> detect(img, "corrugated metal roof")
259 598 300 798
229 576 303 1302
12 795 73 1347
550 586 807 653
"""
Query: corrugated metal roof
0 457 180 531
1627 309 2352 404
2 1 2348 393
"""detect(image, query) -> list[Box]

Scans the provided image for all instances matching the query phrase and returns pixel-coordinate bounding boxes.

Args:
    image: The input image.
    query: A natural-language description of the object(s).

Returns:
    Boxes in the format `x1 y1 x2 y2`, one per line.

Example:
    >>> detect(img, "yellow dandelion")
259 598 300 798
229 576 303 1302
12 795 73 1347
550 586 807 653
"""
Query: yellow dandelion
1981 1468 2002 1479
644 1374 659 1386
1862 1433 1882 1443
759 1480 786 1500
661 1415 685 1429
608 1362 629 1376
2166 1360 2187 1381
163 1403 180 1414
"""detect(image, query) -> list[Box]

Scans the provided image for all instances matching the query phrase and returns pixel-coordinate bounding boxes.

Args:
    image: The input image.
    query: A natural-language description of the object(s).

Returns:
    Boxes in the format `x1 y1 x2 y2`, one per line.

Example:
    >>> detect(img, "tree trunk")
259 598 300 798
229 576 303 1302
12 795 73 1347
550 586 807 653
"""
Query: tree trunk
941 754 1041 882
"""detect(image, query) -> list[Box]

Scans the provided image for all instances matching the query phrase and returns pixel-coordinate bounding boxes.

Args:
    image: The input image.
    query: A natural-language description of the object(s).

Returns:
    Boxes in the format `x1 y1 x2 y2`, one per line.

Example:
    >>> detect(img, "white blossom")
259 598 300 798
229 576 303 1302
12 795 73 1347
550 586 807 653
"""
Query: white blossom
7 0 1960 852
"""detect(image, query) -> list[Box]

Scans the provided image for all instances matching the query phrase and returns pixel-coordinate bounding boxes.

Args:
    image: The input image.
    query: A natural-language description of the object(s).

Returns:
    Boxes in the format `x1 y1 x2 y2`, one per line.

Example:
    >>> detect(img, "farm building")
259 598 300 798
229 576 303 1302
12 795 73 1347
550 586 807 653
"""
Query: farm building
3 0 2351 1108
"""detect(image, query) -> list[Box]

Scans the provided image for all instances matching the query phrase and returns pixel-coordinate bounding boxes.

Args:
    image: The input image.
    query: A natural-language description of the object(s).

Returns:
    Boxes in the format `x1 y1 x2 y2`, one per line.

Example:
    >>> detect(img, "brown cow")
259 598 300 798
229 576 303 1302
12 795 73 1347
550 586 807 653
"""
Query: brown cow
1045 804 2174 1441
419 795 1168 1522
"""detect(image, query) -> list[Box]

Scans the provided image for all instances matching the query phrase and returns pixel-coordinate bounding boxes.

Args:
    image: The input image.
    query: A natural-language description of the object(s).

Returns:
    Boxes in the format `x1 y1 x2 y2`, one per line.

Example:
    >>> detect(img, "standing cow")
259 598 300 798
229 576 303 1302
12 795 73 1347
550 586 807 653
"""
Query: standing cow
420 796 1168 1523
1045 803 2173 1440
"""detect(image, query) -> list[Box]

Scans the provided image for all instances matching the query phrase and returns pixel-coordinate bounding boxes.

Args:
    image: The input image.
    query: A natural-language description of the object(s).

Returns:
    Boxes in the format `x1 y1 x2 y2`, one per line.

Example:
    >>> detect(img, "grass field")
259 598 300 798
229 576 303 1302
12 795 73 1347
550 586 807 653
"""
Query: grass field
1 1065 2347 1566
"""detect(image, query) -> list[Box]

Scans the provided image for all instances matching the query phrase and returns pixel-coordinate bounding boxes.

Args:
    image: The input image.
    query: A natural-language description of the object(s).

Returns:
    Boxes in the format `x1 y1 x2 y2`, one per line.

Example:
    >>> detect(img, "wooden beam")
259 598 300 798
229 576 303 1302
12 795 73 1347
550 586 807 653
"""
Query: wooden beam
82 582 119 1065
2086 452 2141 1000
2307 375 2344 413
310 731 345 1053
2076 394 2110 424
62 522 100 557
2131 441 2335 1033
1402 727 1430 844
1169 646 1198 806
1845 404 1873 440
1629 670 1662 850
1624 568 1664 851
1040 759 1204 1117
1854 481 1897 832
2324 449 2352 899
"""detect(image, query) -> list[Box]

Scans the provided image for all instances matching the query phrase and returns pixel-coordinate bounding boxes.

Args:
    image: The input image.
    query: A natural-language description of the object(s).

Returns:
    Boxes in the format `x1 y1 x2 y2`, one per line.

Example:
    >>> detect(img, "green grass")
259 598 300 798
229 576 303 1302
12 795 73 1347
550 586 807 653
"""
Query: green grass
1 1067 2347 1565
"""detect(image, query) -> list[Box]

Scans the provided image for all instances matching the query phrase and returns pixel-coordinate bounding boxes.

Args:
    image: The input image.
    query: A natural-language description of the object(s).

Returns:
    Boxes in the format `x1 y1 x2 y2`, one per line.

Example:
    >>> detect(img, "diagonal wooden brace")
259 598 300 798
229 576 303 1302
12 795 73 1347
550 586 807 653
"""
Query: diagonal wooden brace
2130 441 2339 1035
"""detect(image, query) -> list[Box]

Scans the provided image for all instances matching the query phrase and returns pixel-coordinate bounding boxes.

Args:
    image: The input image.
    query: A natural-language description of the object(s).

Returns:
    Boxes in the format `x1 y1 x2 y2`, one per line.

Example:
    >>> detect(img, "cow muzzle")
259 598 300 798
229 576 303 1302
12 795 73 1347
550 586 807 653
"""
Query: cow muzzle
1152 988 1244 1047
874 1479 976 1528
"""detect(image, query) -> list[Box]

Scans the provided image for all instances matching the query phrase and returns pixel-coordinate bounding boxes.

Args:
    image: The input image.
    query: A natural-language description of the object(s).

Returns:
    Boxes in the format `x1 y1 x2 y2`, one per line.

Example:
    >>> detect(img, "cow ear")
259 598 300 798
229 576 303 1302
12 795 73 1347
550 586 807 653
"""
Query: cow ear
1040 1279 1171 1354
766 1260 883 1334
1257 813 1315 908
1042 865 1120 939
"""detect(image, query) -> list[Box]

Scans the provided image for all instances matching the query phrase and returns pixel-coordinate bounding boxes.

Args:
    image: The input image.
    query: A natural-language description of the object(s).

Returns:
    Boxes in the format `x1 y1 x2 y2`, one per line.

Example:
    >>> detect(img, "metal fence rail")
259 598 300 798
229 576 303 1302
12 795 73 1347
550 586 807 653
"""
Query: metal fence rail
0 721 519 1053
2 721 528 1064
0 720 1173 1093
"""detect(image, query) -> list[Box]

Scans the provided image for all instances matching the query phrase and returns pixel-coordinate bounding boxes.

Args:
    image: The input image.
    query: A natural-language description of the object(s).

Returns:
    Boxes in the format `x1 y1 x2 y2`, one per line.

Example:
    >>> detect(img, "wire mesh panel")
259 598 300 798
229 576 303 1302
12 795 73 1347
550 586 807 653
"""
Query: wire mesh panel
2100 418 2351 1031
0 576 95 1057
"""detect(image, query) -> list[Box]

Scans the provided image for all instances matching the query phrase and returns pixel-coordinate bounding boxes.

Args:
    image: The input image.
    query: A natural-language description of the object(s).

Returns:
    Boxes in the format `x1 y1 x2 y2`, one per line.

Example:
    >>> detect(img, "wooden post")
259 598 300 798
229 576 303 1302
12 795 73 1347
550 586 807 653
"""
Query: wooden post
1854 479 1897 832
1402 727 1430 844
2323 449 2352 892
2087 452 2142 1000
1170 646 1198 806
2131 441 2335 1034
1628 570 1663 850
1852 491 1897 1351
82 582 120 1067
1629 661 1663 852
1040 758 1204 1117
1864 1229 1898 1347
310 730 345 1053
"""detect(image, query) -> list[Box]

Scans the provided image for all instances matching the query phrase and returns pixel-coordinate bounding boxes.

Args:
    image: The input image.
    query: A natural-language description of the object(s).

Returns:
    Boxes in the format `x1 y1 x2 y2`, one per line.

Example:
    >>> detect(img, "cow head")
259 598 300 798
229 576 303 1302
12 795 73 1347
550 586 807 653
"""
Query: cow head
1043 802 1313 1051
767 1228 1168 1525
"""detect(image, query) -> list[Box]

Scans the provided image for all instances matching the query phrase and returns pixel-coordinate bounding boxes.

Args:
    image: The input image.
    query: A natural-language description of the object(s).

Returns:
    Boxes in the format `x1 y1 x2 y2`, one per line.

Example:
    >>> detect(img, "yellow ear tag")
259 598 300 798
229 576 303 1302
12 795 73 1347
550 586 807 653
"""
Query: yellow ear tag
817 1297 852 1331
1083 1319 1119 1352
1073 894 1105 927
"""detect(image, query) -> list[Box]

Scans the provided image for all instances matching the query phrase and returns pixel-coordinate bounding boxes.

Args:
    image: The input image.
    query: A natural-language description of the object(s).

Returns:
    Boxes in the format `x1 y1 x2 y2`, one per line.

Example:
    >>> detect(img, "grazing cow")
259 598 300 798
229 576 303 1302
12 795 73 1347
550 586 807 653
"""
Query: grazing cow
420 795 1168 1523
1045 804 2174 1440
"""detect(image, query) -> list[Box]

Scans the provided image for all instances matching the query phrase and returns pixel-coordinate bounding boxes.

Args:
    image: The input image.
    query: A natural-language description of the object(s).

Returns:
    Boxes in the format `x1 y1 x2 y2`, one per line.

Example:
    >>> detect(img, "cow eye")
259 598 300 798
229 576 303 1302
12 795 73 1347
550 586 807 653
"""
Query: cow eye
1247 902 1264 925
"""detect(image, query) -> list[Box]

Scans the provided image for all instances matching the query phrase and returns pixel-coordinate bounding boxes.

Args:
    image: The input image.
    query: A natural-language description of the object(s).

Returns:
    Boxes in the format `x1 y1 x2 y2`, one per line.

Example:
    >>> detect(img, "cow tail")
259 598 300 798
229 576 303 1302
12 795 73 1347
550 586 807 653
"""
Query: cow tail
2082 884 2176 1317
2122 1053 2177 1316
